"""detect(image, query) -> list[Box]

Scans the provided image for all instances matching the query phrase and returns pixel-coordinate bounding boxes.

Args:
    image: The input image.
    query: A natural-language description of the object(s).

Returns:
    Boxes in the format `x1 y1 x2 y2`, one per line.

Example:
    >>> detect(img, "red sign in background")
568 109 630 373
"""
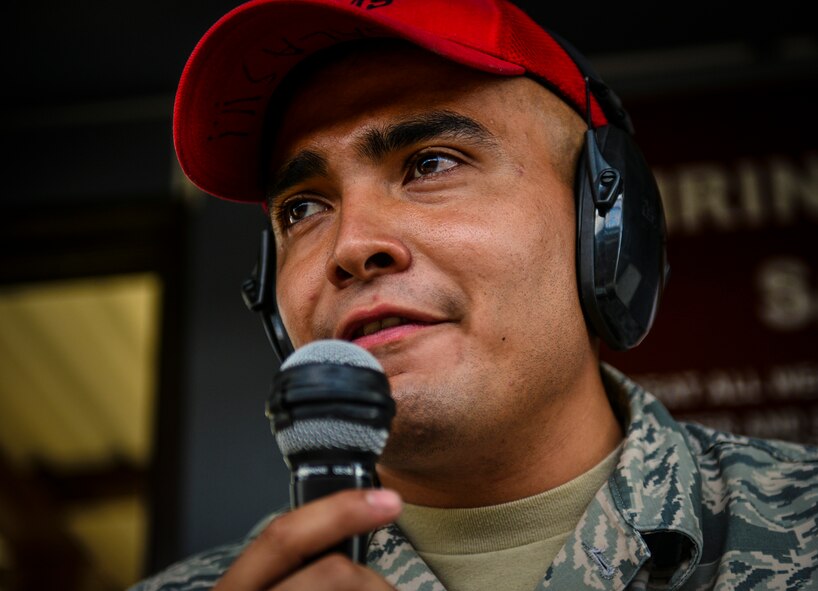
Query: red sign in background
601 78 817 444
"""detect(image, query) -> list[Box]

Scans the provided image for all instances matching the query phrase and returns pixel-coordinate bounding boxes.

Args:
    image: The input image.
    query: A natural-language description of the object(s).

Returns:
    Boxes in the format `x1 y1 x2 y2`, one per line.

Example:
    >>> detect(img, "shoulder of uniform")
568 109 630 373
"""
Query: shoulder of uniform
126 540 248 591
681 420 818 464
127 509 286 591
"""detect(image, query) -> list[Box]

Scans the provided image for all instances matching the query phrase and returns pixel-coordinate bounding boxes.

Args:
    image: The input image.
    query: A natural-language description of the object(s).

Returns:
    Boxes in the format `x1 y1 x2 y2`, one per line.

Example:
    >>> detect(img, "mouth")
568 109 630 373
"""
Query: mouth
338 307 443 344
350 316 420 340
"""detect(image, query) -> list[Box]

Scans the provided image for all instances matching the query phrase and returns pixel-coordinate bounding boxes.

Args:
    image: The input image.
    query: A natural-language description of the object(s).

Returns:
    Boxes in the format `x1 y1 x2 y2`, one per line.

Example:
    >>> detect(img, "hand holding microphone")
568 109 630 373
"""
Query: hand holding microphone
213 340 400 591
266 339 397 563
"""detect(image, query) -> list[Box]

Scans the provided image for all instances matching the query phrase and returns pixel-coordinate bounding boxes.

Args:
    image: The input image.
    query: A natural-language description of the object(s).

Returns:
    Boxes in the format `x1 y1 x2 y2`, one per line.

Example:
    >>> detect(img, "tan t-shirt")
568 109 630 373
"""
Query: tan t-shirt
396 444 622 591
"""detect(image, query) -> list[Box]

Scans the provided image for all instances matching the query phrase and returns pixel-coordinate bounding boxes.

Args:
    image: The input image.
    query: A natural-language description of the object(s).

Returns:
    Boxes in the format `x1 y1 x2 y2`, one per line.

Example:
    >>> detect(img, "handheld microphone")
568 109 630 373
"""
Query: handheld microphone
266 339 395 564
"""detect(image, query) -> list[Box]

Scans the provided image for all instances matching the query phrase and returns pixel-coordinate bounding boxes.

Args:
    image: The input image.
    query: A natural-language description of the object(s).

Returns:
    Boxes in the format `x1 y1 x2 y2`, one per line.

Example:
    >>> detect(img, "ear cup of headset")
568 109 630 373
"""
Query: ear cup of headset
576 125 668 350
242 227 295 364
269 293 295 362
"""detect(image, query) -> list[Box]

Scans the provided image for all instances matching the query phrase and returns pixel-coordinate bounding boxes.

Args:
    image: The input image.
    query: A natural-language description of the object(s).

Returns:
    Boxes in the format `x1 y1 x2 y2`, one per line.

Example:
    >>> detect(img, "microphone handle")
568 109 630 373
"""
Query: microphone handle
291 460 375 564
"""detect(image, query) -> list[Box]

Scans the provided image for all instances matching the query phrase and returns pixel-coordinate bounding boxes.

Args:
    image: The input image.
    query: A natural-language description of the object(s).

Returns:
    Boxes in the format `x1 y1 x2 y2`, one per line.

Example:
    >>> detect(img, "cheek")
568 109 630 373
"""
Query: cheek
276 251 326 345
444 185 578 327
443 182 575 280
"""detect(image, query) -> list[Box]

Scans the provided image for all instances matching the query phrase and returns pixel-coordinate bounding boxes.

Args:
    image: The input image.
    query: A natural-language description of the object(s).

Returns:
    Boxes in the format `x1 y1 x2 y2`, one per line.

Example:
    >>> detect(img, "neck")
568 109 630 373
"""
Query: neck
377 360 623 508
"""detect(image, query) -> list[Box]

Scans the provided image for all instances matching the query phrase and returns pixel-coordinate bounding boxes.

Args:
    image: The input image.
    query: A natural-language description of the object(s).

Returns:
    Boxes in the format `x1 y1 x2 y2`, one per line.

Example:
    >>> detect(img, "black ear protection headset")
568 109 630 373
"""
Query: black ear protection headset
242 226 295 362
552 31 670 351
242 34 669 363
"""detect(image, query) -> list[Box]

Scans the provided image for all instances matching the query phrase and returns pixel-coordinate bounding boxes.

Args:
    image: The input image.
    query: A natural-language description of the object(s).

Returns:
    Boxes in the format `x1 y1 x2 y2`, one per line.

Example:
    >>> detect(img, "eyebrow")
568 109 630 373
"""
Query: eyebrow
266 149 328 210
356 110 497 162
266 110 496 208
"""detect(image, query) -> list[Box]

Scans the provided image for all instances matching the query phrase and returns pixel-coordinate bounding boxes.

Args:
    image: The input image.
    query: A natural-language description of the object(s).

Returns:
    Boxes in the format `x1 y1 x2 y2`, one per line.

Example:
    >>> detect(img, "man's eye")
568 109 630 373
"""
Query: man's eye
411 153 459 179
282 199 327 227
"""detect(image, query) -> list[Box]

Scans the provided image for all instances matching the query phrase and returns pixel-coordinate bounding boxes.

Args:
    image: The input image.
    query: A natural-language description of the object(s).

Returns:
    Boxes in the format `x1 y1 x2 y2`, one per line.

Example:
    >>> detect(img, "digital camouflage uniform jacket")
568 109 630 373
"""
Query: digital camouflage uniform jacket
130 364 818 590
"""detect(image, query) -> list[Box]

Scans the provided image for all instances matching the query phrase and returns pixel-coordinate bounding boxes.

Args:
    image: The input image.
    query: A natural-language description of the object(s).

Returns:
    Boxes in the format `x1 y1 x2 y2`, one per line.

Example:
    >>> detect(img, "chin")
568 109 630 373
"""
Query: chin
379 428 452 474
382 392 456 460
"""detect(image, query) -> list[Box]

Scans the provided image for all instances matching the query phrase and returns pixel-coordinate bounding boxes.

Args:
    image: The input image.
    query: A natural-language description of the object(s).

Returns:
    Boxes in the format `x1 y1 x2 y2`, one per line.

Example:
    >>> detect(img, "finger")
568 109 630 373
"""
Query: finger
213 488 401 591
274 553 396 591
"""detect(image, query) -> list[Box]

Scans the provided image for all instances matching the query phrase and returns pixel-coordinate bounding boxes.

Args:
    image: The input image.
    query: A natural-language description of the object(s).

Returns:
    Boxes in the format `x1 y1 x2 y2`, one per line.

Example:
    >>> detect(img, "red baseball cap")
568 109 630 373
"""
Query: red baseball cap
173 0 609 204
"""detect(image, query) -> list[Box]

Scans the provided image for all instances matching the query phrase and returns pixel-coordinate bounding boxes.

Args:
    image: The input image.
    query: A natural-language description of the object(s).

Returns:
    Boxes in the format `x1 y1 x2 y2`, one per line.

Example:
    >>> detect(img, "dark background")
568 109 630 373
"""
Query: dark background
5 1 815 105
3 0 817 587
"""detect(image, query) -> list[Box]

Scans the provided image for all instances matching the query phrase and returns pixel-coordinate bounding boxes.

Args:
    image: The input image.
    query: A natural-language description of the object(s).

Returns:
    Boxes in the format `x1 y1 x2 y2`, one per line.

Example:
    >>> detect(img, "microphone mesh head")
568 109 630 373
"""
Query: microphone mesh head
275 340 389 457
280 339 384 372
275 419 389 456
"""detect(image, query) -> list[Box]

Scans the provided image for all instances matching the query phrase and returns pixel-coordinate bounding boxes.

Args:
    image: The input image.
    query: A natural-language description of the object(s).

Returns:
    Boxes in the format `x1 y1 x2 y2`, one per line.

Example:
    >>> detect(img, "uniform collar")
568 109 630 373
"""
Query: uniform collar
540 364 704 589
597 362 704 588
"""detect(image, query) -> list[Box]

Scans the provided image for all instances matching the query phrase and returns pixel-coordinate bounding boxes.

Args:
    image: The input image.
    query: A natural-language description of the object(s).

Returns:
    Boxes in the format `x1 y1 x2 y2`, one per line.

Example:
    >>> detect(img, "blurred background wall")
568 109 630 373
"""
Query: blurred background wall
2 1 816 589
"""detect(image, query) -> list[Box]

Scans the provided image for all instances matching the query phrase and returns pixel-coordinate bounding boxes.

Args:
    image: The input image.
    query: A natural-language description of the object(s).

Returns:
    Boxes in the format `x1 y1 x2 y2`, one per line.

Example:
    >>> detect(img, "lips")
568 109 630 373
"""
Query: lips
338 307 442 342
353 316 413 339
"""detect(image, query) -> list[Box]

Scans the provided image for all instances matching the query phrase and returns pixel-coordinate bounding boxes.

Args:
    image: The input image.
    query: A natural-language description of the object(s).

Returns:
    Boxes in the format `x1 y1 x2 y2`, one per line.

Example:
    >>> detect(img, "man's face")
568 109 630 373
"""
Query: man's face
268 44 594 472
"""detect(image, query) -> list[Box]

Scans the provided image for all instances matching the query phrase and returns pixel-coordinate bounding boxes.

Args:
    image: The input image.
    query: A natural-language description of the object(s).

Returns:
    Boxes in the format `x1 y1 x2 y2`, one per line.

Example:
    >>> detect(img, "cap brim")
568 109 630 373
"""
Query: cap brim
173 0 524 203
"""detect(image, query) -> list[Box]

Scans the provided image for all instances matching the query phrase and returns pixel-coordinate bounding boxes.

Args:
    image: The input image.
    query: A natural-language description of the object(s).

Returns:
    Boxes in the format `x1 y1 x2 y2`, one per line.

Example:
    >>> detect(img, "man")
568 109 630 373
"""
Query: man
133 1 818 589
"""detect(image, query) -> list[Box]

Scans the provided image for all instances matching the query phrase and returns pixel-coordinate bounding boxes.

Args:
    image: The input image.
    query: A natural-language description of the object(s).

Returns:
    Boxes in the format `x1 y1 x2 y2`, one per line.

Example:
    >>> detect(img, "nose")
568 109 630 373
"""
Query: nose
326 195 411 287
